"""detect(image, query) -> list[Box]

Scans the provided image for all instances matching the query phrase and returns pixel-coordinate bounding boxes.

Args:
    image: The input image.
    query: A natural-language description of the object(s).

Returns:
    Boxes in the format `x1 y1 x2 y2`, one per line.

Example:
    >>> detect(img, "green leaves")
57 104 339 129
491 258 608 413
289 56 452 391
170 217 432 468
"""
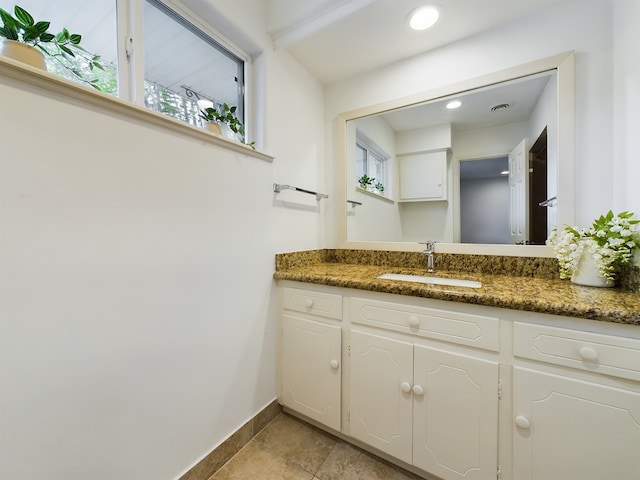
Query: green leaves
0 8 19 40
554 210 640 281
358 174 375 188
13 5 33 26
0 6 47 42
199 102 250 145
0 5 105 90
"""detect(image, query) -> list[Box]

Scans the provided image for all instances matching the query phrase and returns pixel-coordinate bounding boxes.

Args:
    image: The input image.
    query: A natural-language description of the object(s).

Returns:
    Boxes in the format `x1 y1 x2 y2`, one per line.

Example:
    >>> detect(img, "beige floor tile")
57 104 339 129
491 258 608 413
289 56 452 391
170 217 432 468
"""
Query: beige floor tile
315 442 421 480
210 441 315 480
252 414 337 474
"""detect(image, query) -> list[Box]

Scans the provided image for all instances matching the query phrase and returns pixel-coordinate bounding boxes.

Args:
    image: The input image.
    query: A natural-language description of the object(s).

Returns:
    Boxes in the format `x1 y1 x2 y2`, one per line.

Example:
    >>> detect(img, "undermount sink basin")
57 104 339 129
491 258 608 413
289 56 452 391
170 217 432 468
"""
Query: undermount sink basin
377 273 482 289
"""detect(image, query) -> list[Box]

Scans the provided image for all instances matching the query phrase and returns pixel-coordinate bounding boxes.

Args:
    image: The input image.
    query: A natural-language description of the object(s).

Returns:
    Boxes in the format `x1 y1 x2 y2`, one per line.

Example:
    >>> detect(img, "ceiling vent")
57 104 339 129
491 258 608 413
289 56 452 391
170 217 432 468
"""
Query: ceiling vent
491 103 511 112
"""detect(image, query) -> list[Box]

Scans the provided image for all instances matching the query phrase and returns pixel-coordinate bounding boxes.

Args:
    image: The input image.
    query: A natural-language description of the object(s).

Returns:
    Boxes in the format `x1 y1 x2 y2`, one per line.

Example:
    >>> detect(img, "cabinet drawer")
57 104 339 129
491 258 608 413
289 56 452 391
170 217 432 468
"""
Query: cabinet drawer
513 322 640 381
281 287 342 320
349 297 499 351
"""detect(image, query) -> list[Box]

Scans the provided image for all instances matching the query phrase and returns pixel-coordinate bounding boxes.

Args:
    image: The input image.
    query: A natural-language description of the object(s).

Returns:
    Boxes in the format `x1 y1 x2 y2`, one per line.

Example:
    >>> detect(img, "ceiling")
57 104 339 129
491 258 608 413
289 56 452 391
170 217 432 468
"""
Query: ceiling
267 0 573 84
380 71 554 131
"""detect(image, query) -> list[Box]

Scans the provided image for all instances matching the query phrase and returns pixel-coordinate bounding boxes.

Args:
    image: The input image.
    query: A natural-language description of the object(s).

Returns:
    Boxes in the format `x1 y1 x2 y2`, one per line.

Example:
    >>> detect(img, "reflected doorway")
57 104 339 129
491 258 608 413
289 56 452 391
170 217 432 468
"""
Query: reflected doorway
529 128 548 245
460 157 510 244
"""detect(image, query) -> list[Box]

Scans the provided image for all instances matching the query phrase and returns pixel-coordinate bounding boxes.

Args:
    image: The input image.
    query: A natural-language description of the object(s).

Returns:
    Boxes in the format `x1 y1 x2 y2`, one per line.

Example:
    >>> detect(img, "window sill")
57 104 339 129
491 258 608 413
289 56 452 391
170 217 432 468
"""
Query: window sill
0 56 274 163
355 186 395 203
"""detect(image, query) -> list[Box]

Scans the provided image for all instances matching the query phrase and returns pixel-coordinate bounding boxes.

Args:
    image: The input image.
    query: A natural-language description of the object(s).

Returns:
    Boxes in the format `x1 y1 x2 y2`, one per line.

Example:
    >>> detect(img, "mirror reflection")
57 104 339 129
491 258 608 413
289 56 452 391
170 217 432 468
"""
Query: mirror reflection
346 70 558 246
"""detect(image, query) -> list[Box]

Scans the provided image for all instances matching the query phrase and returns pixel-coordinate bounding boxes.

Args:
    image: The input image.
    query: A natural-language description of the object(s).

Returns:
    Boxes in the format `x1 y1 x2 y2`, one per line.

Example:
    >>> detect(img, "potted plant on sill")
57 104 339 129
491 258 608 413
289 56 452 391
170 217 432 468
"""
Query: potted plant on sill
199 102 254 149
548 210 639 287
0 5 104 89
357 174 374 191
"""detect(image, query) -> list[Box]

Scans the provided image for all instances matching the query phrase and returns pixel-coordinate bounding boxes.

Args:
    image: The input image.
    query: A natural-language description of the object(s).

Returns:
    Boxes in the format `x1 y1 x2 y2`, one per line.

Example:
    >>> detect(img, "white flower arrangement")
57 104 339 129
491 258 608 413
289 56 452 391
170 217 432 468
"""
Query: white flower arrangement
547 210 639 281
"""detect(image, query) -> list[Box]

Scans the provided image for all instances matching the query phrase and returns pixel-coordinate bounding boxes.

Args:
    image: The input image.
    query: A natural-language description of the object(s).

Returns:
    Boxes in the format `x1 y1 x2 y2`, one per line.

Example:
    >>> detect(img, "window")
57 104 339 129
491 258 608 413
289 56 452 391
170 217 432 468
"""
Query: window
355 130 390 196
13 0 119 94
142 0 245 130
10 0 247 136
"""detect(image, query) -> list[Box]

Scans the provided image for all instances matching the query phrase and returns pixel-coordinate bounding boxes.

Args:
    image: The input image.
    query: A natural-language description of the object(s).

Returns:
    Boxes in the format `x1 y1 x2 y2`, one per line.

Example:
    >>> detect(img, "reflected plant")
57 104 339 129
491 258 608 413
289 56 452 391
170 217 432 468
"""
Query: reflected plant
358 174 374 190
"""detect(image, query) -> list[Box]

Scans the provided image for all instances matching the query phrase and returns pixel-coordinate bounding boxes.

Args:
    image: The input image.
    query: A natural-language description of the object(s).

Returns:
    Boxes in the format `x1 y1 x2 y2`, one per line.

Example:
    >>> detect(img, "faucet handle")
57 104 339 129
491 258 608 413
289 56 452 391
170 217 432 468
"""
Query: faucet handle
419 241 436 252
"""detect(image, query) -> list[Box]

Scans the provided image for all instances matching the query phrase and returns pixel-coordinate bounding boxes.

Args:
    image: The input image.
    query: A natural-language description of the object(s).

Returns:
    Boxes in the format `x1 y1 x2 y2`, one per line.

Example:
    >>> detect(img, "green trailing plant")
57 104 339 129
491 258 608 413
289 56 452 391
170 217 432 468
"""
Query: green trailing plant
374 181 384 193
357 174 374 190
199 102 255 149
0 5 105 90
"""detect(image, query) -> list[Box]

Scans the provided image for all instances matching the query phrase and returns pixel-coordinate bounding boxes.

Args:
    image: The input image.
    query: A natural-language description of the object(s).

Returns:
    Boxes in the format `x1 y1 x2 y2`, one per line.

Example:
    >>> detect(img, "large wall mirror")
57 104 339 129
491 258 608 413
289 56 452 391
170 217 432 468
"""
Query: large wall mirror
338 52 575 257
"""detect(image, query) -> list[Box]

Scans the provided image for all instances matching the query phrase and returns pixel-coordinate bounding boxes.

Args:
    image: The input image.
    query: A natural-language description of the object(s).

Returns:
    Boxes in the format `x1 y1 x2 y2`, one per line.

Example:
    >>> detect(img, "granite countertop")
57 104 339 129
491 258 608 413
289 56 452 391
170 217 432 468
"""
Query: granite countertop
274 249 640 326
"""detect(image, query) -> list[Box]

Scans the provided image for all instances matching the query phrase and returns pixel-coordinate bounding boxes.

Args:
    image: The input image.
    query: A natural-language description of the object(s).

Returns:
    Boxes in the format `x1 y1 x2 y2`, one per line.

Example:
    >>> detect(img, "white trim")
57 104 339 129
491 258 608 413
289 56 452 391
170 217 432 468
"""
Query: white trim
269 0 379 50
0 56 273 163
354 186 394 204
129 0 146 107
157 0 250 63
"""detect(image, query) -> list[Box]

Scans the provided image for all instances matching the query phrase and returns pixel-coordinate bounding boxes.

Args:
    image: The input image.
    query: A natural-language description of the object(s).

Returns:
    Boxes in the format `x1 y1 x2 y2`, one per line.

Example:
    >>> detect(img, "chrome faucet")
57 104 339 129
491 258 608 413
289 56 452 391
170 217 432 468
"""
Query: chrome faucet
420 241 436 273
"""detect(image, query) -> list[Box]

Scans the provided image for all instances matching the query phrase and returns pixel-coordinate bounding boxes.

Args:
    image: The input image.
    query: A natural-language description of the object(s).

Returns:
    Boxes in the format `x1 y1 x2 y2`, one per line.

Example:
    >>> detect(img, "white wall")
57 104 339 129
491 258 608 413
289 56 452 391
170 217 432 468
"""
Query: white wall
453 121 529 161
0 1 325 479
460 177 510 244
613 0 640 215
325 0 620 245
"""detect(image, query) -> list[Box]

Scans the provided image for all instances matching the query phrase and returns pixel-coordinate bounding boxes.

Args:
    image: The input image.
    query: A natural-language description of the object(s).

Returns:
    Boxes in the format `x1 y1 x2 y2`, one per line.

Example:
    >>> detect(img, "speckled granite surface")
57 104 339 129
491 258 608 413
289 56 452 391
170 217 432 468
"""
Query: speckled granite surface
274 249 640 326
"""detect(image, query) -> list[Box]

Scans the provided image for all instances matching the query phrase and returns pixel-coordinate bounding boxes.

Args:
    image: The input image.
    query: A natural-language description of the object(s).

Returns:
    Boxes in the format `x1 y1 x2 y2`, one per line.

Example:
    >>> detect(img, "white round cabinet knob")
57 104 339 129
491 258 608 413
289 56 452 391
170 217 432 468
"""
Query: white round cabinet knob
400 382 412 393
408 316 420 327
304 299 314 308
412 385 424 396
579 346 598 361
515 415 531 429
329 360 339 369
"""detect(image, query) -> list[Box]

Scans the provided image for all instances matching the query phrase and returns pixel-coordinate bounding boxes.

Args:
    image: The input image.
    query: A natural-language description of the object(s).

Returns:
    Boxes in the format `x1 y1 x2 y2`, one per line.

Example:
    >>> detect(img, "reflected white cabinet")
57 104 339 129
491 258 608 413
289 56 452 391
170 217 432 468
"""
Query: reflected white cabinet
279 288 342 431
350 329 499 480
399 151 447 201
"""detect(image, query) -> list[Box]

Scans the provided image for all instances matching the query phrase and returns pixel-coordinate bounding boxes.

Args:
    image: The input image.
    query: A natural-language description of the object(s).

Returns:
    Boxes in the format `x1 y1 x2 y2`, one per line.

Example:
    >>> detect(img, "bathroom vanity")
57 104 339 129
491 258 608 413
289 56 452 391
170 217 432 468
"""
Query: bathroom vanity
275 250 640 480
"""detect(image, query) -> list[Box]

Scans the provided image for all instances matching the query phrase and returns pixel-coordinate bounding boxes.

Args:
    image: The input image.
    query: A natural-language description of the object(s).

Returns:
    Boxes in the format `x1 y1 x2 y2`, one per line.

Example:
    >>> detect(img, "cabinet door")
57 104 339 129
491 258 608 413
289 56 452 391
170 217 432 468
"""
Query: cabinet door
513 367 640 480
399 151 447 201
281 314 341 430
350 330 413 463
413 346 498 480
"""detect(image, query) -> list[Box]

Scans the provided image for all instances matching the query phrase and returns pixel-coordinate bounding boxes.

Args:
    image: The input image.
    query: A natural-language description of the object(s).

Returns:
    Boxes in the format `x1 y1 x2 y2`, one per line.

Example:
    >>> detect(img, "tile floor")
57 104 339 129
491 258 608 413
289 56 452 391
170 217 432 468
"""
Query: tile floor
210 413 425 480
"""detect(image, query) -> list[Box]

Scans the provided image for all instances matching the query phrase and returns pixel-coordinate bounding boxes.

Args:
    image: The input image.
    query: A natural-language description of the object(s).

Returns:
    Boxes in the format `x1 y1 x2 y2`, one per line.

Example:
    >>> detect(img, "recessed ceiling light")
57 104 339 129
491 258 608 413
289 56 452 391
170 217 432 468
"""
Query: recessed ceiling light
446 100 462 109
408 5 441 31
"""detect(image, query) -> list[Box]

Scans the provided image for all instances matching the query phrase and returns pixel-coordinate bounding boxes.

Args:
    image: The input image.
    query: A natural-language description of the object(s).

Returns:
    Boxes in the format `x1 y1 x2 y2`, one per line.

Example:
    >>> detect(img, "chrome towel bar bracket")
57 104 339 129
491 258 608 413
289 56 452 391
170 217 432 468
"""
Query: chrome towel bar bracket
273 183 328 201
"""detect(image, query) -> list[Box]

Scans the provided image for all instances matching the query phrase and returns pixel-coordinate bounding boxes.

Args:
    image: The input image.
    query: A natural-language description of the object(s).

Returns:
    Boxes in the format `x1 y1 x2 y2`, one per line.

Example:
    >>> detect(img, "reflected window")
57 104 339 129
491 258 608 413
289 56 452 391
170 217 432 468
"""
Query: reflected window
356 131 389 196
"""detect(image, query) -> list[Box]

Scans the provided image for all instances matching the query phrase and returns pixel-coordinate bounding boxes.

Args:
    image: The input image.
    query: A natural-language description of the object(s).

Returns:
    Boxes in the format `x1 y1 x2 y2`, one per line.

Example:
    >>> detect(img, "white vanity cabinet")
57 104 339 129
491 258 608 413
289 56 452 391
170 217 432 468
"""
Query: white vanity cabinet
348 296 500 480
510 321 640 480
277 281 640 480
279 287 342 431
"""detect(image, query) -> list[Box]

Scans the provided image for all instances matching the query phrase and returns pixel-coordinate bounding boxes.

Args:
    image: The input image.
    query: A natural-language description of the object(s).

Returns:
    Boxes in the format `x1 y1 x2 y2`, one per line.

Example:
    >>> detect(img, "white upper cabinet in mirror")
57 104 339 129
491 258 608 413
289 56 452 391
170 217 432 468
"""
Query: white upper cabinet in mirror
338 52 575 257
